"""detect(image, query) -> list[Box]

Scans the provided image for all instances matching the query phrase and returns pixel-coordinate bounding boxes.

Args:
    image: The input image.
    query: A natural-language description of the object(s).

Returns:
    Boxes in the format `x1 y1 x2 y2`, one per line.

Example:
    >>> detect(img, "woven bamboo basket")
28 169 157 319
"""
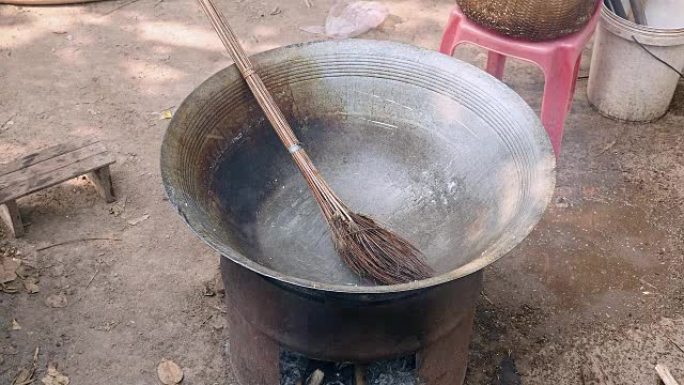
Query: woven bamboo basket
457 0 598 40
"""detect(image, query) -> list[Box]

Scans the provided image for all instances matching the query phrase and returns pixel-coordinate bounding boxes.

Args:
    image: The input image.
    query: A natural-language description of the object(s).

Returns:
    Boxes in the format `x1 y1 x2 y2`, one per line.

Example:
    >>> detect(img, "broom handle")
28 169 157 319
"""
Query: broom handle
196 0 350 219
196 0 300 152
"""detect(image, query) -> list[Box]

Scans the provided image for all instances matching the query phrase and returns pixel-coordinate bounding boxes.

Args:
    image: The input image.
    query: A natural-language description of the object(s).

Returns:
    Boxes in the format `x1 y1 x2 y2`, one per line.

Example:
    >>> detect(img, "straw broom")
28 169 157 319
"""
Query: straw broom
195 0 433 284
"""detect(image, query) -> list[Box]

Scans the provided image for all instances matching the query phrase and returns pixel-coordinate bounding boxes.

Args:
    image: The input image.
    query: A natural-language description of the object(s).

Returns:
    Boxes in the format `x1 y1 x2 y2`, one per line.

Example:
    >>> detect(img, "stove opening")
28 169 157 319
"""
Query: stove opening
280 349 418 385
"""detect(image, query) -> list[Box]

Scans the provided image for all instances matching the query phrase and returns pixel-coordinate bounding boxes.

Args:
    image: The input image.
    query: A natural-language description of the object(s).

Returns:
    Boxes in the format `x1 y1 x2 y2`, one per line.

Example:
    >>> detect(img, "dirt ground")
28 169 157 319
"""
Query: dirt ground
1 0 683 384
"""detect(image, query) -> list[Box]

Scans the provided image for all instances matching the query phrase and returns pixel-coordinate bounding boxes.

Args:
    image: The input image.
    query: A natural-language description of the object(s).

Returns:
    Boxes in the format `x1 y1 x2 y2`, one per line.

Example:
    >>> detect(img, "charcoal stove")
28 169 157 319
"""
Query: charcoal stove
161 40 555 385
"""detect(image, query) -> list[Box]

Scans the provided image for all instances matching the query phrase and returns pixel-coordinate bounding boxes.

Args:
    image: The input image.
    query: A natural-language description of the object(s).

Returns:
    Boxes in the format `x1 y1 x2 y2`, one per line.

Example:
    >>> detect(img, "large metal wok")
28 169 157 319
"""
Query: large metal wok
161 39 555 293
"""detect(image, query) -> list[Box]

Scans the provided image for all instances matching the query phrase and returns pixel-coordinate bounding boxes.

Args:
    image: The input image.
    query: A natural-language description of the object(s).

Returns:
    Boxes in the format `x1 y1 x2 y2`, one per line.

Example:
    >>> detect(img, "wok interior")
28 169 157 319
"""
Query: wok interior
161 40 555 290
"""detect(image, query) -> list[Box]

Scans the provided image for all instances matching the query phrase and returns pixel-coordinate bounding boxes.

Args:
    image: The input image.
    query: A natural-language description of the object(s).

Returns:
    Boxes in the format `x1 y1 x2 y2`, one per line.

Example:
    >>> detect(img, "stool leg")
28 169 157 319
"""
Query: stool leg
0 200 24 238
569 55 582 108
540 51 581 157
439 10 464 56
485 52 506 80
87 166 115 203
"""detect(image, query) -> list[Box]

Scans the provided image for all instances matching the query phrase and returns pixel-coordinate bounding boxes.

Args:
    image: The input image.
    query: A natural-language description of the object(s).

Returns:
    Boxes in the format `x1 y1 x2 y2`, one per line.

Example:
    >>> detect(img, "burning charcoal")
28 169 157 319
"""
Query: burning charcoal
304 362 352 385
280 350 309 385
322 371 350 385
367 372 416 385
280 351 417 385
494 355 521 385
367 356 417 385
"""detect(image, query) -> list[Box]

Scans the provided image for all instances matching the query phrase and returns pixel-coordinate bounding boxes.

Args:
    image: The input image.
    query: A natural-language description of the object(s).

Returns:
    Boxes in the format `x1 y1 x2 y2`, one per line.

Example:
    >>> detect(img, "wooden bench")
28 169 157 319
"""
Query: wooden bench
0 139 116 238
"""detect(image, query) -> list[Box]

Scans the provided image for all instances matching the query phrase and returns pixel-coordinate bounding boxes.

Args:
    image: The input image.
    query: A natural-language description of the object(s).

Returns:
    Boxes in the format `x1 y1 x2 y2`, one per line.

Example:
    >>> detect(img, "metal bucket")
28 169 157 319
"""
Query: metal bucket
587 3 684 122
160 39 555 384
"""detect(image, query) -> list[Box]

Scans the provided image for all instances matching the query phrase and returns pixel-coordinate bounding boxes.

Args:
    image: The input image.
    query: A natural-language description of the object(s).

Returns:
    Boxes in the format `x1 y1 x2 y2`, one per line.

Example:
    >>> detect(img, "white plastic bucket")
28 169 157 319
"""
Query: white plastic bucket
587 3 684 122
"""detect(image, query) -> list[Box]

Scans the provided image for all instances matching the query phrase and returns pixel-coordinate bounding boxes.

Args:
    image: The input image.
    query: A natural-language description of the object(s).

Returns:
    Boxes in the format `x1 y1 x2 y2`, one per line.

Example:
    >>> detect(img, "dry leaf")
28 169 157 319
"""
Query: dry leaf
23 277 40 294
0 257 20 284
160 110 173 120
45 293 68 308
13 368 32 385
16 263 39 280
157 358 183 384
41 364 69 385
202 284 216 297
127 214 150 226
2 120 14 129
108 198 127 217
11 319 21 330
1 280 21 294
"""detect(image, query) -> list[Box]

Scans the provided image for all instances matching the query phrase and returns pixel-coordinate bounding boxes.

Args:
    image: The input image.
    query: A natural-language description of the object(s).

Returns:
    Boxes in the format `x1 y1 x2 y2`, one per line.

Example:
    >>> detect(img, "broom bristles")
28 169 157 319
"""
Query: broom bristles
291 151 434 284
289 150 433 284
331 213 434 285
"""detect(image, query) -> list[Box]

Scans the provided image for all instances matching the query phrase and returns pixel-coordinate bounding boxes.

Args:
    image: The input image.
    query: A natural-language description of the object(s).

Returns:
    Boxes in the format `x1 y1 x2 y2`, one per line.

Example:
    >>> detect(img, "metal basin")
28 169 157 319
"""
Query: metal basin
160 39 555 294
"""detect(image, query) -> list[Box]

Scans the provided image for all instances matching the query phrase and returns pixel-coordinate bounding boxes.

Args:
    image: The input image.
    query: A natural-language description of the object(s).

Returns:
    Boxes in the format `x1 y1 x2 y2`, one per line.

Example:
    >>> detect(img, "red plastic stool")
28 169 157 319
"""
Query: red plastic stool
439 3 601 157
